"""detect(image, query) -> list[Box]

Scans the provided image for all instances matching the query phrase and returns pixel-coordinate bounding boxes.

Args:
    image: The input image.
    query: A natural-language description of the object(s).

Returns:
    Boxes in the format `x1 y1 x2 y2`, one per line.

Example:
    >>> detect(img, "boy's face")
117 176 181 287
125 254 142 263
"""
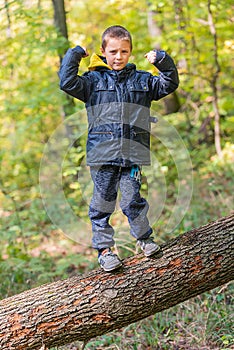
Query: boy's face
101 37 131 71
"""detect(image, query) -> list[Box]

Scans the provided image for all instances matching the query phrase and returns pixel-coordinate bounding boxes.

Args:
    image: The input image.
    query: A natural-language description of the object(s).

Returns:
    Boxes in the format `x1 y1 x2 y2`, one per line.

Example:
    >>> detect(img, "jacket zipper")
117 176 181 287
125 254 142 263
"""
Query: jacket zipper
90 131 113 134
115 78 125 162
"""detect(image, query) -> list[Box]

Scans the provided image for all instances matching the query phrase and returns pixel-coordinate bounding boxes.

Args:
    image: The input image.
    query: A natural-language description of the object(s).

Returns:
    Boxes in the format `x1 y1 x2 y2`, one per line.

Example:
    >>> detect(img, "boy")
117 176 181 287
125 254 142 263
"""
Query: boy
59 25 179 272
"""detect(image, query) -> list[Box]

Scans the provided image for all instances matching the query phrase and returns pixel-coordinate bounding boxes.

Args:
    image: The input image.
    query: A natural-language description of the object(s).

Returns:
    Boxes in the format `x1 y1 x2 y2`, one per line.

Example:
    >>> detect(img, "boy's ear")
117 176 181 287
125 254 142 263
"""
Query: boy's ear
100 47 106 56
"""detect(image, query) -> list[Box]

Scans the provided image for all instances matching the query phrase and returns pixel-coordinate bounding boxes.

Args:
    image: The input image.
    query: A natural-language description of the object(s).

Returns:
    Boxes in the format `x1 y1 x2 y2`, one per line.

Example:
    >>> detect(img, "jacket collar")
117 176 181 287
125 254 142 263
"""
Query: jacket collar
88 54 111 71
88 53 136 74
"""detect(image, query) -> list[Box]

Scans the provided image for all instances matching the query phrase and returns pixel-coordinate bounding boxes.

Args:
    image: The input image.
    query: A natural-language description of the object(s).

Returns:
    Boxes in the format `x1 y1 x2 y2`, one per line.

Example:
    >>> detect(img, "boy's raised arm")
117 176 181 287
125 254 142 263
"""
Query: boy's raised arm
59 46 90 102
146 50 179 101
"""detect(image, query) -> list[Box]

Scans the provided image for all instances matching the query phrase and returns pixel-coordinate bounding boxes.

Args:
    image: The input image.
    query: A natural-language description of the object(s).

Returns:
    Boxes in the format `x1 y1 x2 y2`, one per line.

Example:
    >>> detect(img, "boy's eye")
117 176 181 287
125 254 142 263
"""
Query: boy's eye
109 50 129 54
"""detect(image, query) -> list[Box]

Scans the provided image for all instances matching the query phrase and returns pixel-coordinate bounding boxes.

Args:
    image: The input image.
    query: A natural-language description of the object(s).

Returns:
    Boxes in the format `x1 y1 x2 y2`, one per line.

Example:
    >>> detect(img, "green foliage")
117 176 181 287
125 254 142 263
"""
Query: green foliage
0 0 233 348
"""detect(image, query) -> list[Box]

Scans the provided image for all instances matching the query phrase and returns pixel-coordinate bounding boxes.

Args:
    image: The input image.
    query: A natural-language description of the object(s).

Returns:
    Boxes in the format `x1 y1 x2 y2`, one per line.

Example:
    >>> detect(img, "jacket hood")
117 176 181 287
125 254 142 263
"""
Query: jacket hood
88 53 112 71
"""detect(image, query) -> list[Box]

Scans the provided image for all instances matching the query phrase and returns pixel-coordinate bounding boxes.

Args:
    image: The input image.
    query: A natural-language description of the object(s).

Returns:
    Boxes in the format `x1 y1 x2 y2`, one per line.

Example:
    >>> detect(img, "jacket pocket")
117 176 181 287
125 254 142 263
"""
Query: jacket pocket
92 82 116 104
94 82 115 91
127 82 149 92
89 125 114 139
90 131 113 135
127 82 150 106
132 129 150 149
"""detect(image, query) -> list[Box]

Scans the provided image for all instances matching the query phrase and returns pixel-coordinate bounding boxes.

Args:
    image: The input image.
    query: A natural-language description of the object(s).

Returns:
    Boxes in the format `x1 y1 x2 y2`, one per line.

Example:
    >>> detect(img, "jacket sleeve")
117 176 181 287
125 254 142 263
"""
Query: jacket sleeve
59 46 91 102
150 50 179 101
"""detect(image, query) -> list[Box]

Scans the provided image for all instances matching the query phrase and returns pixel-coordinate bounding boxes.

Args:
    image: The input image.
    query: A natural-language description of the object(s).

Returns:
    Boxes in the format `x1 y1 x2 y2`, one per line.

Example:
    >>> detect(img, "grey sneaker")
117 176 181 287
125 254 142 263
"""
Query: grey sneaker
98 248 122 272
137 237 160 257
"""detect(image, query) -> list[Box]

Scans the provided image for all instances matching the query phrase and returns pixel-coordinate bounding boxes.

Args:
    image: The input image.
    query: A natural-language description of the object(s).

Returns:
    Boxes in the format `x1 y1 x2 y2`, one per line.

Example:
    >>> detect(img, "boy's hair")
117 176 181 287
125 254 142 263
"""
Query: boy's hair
101 25 132 51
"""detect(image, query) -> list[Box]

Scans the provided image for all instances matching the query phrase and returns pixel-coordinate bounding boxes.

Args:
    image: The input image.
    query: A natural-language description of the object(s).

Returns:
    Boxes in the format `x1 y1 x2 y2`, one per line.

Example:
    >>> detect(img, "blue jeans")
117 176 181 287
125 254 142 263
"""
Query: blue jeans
89 165 152 250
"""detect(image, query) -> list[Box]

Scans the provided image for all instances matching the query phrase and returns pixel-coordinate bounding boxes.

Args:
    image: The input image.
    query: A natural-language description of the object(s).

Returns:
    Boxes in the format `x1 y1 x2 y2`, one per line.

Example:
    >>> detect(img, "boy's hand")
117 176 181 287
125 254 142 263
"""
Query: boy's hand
81 47 89 58
144 50 157 64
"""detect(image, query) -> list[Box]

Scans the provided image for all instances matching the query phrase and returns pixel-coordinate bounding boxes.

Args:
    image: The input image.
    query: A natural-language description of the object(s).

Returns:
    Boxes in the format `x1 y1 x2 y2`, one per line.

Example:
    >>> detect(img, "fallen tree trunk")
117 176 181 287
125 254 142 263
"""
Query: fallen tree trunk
0 214 233 349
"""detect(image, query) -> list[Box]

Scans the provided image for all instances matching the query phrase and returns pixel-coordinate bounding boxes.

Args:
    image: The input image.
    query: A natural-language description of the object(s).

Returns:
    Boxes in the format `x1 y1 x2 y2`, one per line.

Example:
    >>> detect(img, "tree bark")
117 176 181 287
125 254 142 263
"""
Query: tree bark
207 0 222 158
146 2 181 114
4 0 12 38
0 214 233 349
52 0 76 119
52 0 68 45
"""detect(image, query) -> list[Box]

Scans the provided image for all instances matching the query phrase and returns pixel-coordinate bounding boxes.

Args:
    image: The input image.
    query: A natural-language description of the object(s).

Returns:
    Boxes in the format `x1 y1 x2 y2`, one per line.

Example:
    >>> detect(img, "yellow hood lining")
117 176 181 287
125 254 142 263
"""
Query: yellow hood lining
88 53 112 71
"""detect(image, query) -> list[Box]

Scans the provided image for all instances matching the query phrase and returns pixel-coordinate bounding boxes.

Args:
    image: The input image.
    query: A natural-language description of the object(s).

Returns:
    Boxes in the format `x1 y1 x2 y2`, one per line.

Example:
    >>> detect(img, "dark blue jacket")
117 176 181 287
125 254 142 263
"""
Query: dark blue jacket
59 46 179 166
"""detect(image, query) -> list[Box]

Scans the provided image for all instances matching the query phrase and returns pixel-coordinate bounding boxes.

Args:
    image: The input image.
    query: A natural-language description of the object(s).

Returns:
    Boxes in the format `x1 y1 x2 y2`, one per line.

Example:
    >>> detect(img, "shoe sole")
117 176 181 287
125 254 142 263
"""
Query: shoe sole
100 261 123 272
143 245 161 257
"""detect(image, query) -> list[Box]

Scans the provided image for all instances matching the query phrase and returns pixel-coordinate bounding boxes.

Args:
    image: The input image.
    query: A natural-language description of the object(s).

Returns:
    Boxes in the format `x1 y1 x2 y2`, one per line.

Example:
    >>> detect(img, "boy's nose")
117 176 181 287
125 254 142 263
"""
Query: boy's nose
116 51 122 59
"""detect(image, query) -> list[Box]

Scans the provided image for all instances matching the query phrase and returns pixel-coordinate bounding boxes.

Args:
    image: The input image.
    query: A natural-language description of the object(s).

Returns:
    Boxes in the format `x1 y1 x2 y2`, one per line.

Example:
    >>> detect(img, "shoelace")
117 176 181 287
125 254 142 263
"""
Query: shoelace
139 237 154 247
101 250 116 258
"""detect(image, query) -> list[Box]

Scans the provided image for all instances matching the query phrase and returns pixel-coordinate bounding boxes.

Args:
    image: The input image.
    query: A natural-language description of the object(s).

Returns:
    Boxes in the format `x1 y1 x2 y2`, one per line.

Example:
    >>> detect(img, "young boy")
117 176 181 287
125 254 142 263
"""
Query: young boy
59 25 179 272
